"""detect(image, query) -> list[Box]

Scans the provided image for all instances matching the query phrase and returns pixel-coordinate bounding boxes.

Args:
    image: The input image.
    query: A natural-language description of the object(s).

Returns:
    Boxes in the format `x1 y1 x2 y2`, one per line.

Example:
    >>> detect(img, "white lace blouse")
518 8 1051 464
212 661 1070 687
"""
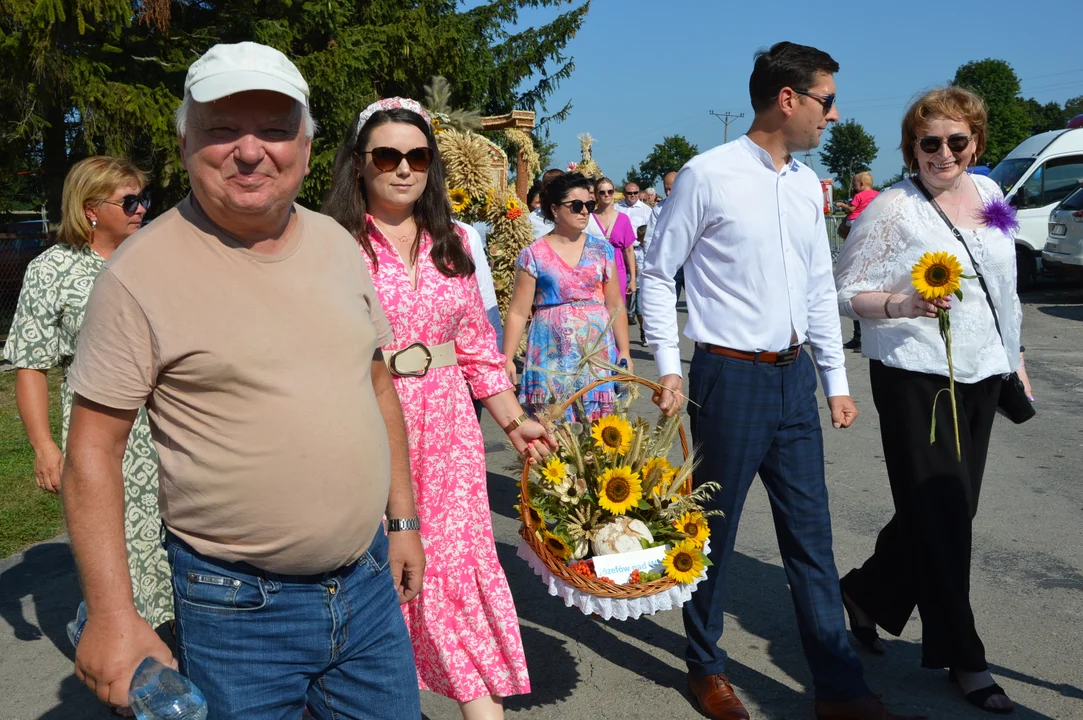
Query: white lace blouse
834 175 1022 383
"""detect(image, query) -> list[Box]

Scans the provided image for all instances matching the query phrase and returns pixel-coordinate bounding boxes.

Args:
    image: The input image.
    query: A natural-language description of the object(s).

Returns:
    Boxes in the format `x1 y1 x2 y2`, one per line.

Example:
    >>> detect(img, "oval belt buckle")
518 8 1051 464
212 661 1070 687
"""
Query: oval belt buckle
389 342 433 378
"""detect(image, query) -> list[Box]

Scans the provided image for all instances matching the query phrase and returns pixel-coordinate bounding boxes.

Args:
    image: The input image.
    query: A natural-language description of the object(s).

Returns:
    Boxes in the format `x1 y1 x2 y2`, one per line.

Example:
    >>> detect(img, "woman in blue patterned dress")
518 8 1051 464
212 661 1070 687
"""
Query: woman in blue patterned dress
3 157 174 645
502 173 632 422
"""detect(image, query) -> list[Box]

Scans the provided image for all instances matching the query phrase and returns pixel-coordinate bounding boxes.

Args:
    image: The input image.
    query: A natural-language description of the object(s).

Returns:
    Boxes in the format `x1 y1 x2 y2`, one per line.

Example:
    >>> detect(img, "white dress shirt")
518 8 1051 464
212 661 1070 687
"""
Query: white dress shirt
642 197 667 257
455 220 504 349
834 175 1021 382
640 135 849 397
616 199 654 231
528 207 553 239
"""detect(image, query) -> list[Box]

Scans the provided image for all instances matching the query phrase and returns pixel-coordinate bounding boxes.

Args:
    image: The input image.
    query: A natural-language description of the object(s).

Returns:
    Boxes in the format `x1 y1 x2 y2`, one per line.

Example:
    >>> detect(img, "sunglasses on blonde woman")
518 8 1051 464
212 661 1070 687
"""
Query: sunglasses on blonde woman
363 146 434 172
102 193 151 214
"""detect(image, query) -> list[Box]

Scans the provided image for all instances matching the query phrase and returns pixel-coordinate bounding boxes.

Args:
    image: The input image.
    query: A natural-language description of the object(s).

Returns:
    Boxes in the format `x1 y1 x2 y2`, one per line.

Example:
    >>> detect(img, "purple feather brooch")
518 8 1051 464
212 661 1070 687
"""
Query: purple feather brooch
979 197 1020 234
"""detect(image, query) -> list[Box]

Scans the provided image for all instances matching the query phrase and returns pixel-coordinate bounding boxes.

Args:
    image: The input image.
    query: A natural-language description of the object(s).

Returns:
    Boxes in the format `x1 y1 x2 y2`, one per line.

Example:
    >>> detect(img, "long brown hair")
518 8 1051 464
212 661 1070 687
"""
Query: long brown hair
322 108 474 278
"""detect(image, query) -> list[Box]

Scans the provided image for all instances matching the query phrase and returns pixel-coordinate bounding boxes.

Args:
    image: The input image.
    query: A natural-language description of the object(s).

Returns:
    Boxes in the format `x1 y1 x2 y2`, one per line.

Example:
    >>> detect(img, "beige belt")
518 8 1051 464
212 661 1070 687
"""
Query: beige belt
385 341 456 378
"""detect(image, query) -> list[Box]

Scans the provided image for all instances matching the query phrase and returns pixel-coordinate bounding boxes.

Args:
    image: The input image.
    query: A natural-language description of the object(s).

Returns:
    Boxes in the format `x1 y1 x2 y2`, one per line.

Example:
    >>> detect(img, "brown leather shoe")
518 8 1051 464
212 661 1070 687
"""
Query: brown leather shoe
815 693 926 720
686 673 750 720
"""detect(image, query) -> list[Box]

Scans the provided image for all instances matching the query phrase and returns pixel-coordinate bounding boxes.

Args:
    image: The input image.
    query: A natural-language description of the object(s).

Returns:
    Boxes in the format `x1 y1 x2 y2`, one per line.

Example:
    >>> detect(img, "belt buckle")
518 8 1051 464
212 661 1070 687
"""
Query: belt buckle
775 347 798 366
388 342 433 378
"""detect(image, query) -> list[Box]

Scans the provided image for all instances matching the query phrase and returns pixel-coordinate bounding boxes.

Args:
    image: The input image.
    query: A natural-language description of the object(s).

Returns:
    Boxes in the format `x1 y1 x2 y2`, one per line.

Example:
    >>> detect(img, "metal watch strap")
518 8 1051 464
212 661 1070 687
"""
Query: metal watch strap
386 517 420 532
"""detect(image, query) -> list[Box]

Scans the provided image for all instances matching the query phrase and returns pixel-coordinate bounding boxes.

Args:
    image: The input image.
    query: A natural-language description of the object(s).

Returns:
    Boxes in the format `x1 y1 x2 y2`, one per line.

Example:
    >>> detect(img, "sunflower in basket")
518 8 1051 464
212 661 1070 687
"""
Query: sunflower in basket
521 402 722 595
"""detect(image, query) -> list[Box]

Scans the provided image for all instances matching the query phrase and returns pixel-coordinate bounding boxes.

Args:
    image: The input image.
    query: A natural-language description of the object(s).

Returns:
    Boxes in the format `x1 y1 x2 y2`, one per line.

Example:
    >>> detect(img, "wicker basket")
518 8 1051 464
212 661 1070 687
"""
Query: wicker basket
518 373 692 600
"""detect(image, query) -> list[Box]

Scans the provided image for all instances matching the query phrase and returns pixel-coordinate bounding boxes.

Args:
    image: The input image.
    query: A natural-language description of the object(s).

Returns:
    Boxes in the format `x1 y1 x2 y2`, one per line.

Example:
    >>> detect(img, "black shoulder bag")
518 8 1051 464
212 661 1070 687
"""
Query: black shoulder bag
913 177 1035 424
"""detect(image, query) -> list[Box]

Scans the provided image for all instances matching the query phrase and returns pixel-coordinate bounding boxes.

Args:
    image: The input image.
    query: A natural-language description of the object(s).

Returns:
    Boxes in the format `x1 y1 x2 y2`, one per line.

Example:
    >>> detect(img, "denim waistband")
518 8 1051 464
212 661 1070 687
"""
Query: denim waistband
163 528 379 584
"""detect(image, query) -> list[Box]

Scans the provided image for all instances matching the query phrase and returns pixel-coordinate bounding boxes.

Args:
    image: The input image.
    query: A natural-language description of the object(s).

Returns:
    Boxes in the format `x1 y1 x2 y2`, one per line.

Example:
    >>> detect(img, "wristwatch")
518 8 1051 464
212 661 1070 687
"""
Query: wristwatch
502 413 528 435
387 517 420 532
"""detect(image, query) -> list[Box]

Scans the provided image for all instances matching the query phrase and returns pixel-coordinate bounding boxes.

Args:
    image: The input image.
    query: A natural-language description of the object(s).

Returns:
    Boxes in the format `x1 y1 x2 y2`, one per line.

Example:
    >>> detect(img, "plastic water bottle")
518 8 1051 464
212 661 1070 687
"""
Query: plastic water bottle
66 605 207 719
128 657 208 720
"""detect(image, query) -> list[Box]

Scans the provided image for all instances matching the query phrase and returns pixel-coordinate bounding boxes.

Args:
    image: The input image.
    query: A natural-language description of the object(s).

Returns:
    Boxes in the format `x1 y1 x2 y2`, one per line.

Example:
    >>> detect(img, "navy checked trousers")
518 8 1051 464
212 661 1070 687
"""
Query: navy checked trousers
683 345 868 702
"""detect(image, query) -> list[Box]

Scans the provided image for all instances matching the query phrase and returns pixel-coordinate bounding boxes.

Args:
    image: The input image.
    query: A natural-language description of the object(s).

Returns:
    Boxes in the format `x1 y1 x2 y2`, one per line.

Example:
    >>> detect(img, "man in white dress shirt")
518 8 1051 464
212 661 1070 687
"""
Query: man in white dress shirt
641 42 918 720
616 181 654 231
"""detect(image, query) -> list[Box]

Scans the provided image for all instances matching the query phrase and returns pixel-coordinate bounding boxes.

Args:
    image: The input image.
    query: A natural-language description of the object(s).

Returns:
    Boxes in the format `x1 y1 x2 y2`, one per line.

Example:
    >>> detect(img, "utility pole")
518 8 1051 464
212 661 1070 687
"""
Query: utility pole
709 110 745 143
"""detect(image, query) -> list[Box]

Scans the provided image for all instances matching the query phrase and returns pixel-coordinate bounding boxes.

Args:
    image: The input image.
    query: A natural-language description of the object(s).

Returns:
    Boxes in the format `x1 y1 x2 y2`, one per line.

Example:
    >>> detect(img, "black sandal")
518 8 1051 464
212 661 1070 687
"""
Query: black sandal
949 670 1015 715
841 586 886 655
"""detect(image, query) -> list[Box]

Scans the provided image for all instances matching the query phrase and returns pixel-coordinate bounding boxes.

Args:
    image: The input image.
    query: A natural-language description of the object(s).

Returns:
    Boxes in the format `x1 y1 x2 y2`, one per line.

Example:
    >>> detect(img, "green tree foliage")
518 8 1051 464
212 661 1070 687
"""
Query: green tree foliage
625 134 698 188
951 59 1031 166
0 0 590 216
1024 98 1069 134
819 119 877 193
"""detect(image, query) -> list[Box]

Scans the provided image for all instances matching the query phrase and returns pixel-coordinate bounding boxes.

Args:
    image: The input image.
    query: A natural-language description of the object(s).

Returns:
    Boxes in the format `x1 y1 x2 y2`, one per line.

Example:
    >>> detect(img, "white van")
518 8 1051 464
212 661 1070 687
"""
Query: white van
987 127 1083 290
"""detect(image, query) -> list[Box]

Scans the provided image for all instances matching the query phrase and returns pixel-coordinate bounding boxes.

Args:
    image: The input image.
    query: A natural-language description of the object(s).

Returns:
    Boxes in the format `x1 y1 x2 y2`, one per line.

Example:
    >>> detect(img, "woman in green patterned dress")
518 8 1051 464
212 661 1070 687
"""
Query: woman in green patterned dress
3 156 174 633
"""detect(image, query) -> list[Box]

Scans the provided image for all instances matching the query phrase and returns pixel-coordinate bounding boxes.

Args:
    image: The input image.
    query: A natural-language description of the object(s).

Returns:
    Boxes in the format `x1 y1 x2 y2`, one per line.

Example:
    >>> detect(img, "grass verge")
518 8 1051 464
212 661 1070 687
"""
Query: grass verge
0 367 65 558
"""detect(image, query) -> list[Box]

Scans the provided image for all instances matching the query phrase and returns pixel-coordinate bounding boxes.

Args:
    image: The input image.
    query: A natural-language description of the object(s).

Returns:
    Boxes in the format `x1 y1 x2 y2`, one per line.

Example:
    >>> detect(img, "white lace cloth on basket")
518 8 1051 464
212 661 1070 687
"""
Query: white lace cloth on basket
517 538 712 621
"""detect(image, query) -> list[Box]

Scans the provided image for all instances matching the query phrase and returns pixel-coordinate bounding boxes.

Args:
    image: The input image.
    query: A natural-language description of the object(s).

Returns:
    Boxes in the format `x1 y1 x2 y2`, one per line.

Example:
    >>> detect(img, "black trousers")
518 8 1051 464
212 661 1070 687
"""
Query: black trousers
841 360 1002 671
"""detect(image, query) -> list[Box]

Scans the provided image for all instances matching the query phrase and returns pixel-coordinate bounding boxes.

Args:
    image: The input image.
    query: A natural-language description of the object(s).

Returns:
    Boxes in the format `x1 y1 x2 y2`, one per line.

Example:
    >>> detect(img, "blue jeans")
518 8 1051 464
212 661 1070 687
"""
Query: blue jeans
166 528 421 719
683 347 868 702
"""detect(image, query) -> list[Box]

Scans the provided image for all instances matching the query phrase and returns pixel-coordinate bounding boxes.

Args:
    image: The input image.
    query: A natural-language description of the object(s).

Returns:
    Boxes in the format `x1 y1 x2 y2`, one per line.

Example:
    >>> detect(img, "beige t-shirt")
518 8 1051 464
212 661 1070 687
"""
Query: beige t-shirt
68 196 394 574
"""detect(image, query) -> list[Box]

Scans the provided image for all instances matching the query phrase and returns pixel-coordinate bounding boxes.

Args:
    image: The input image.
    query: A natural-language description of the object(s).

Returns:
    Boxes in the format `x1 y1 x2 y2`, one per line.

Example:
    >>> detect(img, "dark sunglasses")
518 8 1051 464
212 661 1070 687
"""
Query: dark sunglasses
597 189 615 196
794 89 836 114
363 146 433 172
559 199 597 214
102 193 151 214
917 133 973 154
624 189 640 195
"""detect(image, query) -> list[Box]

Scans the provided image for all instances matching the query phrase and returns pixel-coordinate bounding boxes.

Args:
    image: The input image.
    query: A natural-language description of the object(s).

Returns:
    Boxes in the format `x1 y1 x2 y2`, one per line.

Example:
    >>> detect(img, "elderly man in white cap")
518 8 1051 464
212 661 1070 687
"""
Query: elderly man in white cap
62 41 423 718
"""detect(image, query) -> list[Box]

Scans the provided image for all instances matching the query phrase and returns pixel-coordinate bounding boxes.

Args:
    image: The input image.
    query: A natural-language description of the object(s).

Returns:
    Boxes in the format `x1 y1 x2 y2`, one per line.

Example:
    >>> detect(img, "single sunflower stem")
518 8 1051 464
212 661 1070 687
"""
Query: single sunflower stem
942 309 962 461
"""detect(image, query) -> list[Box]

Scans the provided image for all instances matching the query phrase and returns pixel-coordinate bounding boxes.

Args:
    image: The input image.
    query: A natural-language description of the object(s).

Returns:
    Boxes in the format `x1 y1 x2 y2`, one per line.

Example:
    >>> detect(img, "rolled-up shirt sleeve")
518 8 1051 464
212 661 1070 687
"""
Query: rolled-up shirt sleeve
641 166 707 378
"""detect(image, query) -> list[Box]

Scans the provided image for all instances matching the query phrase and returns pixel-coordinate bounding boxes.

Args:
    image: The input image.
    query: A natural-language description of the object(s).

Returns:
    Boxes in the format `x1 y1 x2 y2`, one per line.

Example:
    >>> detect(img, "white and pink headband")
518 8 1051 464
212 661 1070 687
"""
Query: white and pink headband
357 97 431 133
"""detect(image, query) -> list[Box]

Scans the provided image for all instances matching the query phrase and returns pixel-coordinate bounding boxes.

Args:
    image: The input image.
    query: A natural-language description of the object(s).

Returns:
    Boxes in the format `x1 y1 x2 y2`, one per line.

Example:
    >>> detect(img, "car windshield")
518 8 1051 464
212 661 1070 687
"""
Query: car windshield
1060 187 1083 212
988 158 1034 194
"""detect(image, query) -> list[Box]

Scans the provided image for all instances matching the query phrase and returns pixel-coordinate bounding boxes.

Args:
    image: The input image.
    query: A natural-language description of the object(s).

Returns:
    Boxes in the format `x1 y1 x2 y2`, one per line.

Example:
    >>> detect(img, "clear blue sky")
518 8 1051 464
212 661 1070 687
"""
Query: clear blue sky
509 0 1081 190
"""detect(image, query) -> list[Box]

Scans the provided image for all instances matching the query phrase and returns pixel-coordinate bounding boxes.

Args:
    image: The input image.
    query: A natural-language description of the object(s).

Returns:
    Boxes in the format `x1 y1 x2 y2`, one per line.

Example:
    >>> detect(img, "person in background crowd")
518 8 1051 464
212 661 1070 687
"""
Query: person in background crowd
835 86 1029 716
642 170 682 309
616 181 653 326
641 41 919 720
529 168 565 239
3 155 172 717
643 186 658 207
591 177 637 309
503 172 632 422
324 96 554 720
62 42 425 719
527 181 543 212
835 171 879 350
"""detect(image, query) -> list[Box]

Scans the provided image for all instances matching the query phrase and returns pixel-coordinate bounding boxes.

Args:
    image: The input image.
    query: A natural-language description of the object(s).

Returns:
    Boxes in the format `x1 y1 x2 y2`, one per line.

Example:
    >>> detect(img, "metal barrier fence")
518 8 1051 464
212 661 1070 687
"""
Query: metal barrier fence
1 227 54 340
826 212 847 261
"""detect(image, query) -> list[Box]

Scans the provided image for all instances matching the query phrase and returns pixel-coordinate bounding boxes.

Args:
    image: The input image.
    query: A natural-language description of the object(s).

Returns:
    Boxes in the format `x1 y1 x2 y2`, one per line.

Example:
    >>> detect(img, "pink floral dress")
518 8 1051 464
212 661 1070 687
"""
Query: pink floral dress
360 221 531 702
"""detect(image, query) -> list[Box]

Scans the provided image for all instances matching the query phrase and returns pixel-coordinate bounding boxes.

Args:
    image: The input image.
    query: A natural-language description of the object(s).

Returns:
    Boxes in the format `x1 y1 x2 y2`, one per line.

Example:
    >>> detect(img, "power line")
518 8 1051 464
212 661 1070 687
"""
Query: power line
709 110 745 143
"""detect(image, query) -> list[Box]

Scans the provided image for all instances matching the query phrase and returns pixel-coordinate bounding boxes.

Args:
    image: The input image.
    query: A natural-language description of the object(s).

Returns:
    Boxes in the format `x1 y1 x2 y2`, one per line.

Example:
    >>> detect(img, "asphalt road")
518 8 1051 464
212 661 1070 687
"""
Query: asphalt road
1 283 1080 720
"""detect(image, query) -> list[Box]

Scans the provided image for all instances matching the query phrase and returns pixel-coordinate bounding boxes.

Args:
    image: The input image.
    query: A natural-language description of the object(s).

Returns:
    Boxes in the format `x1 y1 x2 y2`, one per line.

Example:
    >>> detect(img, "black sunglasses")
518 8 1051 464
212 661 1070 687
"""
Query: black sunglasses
917 133 973 154
102 193 151 214
624 189 640 195
363 146 433 172
559 199 597 214
794 89 836 114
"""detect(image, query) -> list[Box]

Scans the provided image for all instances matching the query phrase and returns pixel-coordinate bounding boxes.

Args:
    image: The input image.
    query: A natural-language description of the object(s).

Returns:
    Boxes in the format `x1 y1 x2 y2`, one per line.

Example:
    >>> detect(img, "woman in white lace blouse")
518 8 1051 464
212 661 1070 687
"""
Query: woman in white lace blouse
833 87 1028 715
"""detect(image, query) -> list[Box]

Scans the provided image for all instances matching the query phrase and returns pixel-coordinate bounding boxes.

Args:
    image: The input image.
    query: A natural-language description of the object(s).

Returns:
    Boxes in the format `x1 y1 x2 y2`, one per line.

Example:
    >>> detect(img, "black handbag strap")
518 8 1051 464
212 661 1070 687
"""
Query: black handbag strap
912 176 1004 342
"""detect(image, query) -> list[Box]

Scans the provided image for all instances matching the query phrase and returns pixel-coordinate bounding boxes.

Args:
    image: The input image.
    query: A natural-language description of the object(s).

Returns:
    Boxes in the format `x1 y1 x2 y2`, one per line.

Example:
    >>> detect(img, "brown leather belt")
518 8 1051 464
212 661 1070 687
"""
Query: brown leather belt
698 343 802 366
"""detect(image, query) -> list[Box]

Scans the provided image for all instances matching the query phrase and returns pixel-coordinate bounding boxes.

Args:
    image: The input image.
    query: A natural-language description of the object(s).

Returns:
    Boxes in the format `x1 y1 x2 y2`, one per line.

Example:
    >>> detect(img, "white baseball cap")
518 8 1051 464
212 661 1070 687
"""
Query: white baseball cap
184 42 309 107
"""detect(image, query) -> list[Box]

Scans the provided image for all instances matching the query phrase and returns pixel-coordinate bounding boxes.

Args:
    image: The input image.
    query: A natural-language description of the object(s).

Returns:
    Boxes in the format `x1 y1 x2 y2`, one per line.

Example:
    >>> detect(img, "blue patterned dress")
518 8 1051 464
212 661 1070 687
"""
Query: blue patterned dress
517 234 619 422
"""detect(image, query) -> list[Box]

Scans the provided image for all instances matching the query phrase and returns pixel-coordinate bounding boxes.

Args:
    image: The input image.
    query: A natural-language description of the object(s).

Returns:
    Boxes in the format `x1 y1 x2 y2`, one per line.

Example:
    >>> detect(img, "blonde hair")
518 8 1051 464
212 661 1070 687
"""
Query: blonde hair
853 172 873 189
57 157 148 249
900 86 987 169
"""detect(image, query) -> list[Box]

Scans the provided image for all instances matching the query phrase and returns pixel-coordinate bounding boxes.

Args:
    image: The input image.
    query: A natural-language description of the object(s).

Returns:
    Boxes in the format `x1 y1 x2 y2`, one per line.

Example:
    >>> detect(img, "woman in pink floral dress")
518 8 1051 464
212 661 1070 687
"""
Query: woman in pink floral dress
324 97 555 720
